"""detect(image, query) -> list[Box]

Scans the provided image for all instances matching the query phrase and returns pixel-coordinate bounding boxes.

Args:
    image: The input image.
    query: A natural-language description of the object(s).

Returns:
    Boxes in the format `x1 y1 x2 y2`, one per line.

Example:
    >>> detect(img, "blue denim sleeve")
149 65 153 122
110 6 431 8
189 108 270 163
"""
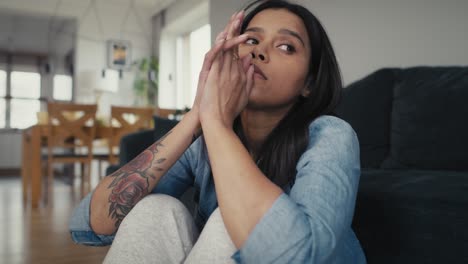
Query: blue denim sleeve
69 139 198 246
69 191 115 246
152 138 197 196
233 116 362 263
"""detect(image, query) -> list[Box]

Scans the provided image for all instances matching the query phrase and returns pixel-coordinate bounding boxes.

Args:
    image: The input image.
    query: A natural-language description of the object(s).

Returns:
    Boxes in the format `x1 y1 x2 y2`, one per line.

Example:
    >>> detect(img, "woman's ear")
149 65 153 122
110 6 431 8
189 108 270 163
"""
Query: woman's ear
301 87 311 97
301 77 313 97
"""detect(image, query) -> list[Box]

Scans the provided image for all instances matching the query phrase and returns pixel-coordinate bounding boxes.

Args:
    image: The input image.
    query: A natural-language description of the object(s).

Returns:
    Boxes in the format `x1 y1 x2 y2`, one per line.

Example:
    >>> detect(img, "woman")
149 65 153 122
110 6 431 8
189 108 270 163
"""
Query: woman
70 0 366 263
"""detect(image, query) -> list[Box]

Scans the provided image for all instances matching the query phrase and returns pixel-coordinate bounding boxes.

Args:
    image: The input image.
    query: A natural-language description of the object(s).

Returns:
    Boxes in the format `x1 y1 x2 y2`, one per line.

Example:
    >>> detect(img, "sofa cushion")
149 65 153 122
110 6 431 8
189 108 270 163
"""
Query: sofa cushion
337 69 396 168
353 169 468 263
153 116 179 140
382 67 468 170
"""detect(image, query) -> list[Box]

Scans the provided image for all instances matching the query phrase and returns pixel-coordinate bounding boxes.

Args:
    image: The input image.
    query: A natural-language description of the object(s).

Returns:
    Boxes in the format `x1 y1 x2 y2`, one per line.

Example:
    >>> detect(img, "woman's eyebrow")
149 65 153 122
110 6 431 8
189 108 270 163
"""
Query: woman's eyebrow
278 28 305 47
245 27 305 47
245 27 263 33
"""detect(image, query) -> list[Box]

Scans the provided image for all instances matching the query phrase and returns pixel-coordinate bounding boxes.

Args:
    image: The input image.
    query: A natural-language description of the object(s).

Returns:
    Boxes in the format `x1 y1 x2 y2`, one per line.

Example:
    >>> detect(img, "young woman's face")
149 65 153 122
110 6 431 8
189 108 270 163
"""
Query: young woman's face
239 8 311 111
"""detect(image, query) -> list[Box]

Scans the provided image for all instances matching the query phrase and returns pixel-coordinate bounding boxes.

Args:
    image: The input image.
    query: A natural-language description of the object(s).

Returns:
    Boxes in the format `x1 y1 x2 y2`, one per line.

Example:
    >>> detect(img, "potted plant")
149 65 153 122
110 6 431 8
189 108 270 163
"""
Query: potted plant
133 56 159 107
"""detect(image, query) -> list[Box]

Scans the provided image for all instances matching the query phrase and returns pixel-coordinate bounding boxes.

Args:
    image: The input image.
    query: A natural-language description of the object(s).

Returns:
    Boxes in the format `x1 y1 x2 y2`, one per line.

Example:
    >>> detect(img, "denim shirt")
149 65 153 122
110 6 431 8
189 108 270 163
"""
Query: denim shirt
69 115 367 263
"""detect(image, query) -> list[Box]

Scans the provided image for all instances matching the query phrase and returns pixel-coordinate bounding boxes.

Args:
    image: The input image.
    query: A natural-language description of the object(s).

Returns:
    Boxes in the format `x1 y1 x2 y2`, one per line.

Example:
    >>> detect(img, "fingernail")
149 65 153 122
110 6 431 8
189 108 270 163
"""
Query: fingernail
238 33 248 39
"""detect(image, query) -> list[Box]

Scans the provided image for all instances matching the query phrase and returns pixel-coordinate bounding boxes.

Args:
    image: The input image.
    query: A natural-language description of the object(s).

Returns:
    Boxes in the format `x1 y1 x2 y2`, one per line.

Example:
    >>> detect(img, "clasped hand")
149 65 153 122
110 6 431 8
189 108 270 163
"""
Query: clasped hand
192 11 254 128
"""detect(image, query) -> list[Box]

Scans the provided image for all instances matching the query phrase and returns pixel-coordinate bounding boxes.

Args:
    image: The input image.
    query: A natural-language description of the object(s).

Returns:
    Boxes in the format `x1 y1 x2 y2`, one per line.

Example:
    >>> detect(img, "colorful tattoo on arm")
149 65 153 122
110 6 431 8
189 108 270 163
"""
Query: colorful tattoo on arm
107 131 171 228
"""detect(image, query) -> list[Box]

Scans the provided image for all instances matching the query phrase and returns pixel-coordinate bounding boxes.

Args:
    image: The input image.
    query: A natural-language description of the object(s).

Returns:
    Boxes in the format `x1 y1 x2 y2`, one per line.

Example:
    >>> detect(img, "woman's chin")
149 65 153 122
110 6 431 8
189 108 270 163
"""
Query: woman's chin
249 82 264 95
246 94 268 110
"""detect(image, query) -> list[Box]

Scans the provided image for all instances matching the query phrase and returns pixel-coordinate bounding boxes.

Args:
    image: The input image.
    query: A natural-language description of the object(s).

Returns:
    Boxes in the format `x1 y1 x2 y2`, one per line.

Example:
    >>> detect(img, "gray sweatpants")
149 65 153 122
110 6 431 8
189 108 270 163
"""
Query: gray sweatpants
103 194 237 264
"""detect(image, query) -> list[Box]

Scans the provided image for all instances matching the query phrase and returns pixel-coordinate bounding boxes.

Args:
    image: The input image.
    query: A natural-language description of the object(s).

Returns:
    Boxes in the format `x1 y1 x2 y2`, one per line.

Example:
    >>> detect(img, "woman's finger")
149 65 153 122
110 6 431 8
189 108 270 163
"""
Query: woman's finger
210 43 224 75
215 30 228 44
200 39 225 75
227 11 244 40
223 15 244 73
234 11 245 36
217 12 238 42
245 64 255 96
226 11 245 69
222 34 248 73
223 33 248 51
241 52 252 73
195 38 225 107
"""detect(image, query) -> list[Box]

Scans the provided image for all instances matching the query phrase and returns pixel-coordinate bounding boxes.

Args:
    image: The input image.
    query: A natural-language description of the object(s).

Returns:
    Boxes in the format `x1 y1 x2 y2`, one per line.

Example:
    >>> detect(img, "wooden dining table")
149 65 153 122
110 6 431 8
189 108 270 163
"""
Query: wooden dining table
21 124 115 208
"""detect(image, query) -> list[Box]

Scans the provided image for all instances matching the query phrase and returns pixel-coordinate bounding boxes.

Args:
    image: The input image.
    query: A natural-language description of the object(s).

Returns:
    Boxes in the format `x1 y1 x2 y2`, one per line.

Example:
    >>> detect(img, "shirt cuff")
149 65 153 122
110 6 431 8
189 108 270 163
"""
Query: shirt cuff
69 191 115 246
234 193 310 263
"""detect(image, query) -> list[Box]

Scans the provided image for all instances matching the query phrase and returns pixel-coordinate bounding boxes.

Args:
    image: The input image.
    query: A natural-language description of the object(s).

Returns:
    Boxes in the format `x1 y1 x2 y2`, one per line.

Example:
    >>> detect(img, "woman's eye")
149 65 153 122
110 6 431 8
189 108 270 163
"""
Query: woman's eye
278 44 296 53
245 38 258 45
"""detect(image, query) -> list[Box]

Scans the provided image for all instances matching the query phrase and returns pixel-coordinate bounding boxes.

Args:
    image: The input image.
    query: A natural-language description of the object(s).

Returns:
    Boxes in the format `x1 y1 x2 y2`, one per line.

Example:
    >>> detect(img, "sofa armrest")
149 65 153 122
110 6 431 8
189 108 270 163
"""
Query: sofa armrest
119 129 155 164
108 117 179 173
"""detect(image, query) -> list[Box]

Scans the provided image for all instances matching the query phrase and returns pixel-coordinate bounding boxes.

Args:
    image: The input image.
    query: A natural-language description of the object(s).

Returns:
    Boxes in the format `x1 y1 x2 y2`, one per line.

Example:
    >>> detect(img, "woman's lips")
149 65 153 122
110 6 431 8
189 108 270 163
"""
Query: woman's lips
253 65 267 80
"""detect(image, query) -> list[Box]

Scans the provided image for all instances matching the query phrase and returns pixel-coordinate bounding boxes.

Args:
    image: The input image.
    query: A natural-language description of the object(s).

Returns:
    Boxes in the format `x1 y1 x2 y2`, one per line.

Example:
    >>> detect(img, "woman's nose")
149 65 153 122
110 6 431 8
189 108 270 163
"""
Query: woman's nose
251 48 269 63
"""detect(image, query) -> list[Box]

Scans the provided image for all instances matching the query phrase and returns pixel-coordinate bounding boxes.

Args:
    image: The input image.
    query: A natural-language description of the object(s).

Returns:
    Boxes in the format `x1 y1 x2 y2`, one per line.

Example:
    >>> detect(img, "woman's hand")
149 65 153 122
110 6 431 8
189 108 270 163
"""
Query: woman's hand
191 11 249 115
198 11 255 128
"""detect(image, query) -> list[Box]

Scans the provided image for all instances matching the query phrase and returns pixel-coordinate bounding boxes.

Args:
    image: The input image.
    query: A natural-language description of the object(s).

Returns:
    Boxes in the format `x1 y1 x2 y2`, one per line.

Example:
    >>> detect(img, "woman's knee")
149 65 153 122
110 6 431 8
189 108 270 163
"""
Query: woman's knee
106 195 195 264
119 194 189 229
184 207 236 264
135 194 186 213
205 207 225 228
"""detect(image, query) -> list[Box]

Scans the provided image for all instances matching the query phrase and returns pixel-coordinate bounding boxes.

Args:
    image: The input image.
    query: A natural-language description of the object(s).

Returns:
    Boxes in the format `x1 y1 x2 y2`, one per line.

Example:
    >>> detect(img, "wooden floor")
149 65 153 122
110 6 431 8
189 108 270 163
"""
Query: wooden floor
0 176 109 264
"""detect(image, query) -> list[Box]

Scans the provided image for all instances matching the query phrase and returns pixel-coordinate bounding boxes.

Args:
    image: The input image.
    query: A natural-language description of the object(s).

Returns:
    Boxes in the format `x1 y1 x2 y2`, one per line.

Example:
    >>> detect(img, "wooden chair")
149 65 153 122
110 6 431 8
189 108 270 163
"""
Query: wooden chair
45 102 97 201
94 106 154 176
109 106 155 164
155 108 179 119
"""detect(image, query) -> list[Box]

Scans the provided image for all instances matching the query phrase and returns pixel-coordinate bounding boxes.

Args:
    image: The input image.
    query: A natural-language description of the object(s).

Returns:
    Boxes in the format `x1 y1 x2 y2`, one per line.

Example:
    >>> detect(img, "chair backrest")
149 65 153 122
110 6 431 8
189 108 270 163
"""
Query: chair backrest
46 102 98 150
110 106 154 142
108 106 154 163
155 108 178 119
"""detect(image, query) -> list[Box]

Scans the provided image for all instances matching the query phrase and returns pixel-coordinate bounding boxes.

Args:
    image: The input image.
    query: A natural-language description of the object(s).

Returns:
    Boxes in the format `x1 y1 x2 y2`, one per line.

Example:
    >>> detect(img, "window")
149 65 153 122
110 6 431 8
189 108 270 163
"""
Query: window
53 74 73 101
189 24 211 105
0 98 5 128
175 24 211 108
0 70 6 128
10 71 41 129
0 55 74 129
10 98 40 129
0 70 5 96
158 1 211 109
0 68 44 129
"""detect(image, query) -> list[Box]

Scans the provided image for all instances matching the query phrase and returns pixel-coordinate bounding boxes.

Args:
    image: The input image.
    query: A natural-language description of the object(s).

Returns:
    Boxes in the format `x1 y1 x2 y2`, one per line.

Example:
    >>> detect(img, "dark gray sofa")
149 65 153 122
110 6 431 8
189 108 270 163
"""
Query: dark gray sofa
337 66 468 263
108 66 468 263
106 116 179 175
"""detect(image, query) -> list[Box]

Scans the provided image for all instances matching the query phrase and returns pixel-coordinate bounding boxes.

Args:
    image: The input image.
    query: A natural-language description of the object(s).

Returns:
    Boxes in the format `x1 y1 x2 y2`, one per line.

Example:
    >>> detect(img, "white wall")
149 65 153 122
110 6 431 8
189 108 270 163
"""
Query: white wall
299 0 468 85
74 2 154 116
209 0 249 44
0 132 21 168
210 0 468 85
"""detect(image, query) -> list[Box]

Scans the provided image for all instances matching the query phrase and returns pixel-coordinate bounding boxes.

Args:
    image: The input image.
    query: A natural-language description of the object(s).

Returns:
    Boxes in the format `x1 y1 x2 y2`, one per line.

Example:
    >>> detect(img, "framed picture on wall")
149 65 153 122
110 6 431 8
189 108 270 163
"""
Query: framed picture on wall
107 39 132 70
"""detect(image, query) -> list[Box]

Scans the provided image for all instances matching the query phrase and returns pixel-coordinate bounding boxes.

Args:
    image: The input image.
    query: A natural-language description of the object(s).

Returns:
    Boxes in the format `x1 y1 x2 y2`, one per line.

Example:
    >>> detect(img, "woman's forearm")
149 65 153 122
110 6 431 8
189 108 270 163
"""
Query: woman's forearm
90 110 201 235
201 119 283 248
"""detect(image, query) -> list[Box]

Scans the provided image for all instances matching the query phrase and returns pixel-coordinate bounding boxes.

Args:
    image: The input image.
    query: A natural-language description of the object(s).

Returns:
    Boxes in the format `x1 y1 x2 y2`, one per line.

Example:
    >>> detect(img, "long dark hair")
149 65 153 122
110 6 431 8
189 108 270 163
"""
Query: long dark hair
234 0 343 188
